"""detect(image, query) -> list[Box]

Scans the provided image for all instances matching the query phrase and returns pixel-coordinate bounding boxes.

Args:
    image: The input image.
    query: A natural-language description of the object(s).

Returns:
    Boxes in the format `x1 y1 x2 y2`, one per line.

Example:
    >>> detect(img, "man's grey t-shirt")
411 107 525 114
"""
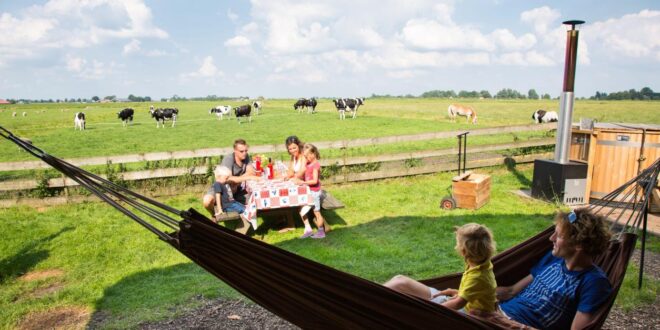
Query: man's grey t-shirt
220 153 252 203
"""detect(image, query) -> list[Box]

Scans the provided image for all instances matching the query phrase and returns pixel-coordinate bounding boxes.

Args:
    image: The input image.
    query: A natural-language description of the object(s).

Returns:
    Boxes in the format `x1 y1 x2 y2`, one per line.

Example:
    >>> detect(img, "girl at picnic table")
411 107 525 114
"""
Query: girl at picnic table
293 143 331 239
384 223 498 316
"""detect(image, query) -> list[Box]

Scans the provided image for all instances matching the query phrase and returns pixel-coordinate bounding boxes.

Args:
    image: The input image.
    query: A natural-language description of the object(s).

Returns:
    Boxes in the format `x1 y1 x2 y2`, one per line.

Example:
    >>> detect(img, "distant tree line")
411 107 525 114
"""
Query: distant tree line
417 88 551 100
590 87 658 100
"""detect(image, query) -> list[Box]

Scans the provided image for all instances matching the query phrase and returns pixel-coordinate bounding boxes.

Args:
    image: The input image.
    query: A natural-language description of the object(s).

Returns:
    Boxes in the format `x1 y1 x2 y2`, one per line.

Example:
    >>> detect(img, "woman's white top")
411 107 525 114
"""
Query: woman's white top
292 155 303 172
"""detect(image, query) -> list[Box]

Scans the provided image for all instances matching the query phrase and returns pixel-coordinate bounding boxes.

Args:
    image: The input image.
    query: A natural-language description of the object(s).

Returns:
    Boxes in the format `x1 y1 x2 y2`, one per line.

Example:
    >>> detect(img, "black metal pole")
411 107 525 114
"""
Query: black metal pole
462 133 468 174
639 202 648 289
457 134 462 176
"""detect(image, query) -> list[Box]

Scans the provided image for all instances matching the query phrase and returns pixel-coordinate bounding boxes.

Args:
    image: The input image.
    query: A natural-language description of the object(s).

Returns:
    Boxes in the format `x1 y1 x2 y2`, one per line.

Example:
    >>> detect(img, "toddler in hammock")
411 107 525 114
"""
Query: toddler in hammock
384 223 497 315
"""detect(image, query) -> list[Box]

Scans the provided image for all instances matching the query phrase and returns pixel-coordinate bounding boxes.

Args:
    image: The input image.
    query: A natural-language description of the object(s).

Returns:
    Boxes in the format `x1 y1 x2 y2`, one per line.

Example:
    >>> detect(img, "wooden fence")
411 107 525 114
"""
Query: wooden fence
0 123 556 192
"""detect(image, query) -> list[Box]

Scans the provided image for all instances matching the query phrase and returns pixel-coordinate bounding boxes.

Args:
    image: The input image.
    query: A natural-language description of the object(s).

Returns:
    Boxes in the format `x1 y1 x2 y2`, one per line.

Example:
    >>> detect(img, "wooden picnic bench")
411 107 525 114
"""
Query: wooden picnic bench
213 190 345 234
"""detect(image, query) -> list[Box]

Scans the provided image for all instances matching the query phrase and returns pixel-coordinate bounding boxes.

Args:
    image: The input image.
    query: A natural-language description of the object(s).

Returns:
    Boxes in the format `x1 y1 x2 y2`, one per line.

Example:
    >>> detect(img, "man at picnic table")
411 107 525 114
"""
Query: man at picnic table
202 138 260 218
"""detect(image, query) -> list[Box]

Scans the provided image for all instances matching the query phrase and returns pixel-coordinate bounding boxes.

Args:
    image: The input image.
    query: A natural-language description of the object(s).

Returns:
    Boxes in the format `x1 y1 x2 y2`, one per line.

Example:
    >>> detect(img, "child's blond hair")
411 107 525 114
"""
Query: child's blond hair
214 165 231 178
455 223 496 265
302 143 320 160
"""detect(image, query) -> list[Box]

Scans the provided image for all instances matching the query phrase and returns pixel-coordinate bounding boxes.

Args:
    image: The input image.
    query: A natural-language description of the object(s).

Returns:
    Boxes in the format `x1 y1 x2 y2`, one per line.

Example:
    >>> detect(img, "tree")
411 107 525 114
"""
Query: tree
479 90 492 98
542 93 551 100
528 89 539 100
91 96 100 102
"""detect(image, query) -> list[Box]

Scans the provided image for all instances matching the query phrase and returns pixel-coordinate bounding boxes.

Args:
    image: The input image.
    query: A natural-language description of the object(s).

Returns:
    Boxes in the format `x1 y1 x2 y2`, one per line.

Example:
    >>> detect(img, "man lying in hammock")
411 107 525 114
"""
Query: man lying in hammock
496 208 612 330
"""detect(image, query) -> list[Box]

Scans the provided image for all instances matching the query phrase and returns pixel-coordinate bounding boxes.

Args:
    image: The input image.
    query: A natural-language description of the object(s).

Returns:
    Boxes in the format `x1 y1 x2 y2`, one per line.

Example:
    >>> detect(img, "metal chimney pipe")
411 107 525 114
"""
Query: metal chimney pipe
554 20 585 164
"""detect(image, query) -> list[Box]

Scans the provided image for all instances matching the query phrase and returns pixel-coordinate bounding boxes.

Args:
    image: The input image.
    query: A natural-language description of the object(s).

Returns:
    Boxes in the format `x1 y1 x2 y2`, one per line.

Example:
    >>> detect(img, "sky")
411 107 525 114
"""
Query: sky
0 0 658 100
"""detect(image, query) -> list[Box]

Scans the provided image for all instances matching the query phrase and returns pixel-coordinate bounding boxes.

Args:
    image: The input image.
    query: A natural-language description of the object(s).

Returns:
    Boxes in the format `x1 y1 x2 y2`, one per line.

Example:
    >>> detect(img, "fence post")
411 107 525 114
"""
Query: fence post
342 141 348 184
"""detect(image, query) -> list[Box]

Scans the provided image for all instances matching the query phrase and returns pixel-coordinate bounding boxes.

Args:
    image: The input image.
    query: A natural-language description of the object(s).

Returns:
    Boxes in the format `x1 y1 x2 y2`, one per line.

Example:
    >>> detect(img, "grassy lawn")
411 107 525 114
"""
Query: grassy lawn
0 163 657 328
1 99 658 163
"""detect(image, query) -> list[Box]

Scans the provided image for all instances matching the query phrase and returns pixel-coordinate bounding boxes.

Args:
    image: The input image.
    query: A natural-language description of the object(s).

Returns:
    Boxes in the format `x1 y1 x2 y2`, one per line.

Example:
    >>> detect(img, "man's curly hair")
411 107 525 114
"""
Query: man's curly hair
555 207 612 257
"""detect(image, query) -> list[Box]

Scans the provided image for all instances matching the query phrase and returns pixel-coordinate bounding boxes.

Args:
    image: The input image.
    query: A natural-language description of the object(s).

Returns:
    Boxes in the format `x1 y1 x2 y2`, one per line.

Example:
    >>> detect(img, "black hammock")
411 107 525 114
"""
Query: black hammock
1 127 655 329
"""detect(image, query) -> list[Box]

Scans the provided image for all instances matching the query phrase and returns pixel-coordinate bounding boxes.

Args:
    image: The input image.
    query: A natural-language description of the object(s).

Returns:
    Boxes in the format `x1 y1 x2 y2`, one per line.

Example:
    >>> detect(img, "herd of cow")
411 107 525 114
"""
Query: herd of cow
66 99 556 130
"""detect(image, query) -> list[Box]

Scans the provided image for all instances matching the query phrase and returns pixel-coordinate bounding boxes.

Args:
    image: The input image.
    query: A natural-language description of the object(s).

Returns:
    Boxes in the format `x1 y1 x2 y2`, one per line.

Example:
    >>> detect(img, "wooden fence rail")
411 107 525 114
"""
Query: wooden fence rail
0 123 556 171
0 144 553 191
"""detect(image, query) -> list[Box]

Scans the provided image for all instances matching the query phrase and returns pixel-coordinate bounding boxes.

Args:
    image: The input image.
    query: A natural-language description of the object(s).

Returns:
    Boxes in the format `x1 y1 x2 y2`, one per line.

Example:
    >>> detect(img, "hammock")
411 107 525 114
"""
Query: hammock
1 127 654 329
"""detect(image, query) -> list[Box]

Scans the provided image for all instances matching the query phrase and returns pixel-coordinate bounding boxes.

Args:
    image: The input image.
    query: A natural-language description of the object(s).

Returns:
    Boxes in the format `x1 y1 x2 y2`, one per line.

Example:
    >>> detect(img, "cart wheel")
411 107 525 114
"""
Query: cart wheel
440 196 456 210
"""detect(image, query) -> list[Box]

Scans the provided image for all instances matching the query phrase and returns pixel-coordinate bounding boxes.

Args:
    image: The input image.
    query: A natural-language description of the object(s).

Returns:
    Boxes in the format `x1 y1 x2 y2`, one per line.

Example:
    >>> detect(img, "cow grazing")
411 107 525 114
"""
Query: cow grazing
343 98 364 119
12 112 17 117
22 112 27 117
252 101 262 115
333 99 348 120
294 98 307 113
532 109 558 123
304 98 318 114
150 108 178 128
117 108 134 127
448 104 477 124
233 104 252 123
210 105 232 120
74 112 86 130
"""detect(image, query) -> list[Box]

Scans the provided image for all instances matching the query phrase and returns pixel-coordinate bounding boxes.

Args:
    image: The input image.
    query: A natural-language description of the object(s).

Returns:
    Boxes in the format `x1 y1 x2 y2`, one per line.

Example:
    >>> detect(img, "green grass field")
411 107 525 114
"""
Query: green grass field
0 99 659 328
1 98 658 162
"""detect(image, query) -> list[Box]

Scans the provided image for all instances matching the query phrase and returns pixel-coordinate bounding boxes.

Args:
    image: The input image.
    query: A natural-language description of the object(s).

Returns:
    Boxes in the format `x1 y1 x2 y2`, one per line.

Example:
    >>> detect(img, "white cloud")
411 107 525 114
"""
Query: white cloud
585 10 660 60
494 51 554 66
490 29 536 51
400 19 494 51
65 55 113 79
520 6 561 35
123 39 141 55
0 0 167 64
181 56 224 79
227 8 239 22
225 36 251 47
66 56 86 72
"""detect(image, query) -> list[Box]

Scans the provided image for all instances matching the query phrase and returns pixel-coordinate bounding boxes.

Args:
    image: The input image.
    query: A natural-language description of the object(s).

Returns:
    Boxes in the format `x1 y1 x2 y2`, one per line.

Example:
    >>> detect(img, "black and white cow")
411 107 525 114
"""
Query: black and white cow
233 104 252 123
150 108 178 128
343 97 364 119
74 112 86 130
252 101 262 115
294 98 307 113
304 98 317 114
532 109 558 123
117 108 134 127
333 98 348 120
210 105 232 120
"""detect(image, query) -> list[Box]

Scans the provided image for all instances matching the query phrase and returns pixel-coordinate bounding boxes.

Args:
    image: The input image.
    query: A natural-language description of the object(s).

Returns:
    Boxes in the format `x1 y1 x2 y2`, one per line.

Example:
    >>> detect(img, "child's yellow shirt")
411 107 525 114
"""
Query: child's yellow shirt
458 260 497 313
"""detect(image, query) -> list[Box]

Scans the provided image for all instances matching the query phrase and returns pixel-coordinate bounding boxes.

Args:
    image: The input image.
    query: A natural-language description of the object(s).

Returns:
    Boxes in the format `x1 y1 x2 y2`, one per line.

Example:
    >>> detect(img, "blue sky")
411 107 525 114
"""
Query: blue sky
1 0 658 100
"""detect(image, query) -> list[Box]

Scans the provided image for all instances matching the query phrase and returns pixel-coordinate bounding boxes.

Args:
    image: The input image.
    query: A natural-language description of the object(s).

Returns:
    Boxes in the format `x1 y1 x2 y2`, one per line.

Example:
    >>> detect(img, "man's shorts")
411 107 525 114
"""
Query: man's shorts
223 201 245 214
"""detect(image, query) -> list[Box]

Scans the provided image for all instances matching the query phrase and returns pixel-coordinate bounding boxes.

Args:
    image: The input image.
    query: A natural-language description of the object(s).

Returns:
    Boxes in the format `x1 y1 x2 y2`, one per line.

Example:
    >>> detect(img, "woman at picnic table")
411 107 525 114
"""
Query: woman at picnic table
283 135 307 180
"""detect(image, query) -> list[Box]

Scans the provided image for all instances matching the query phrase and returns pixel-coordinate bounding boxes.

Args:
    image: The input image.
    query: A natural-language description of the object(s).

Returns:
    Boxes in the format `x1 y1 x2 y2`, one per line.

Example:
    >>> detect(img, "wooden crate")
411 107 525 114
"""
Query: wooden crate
452 172 491 210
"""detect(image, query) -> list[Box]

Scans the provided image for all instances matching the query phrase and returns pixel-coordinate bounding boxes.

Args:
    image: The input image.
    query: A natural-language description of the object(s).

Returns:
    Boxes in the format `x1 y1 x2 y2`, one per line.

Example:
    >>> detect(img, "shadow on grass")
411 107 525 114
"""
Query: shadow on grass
88 212 553 328
0 226 73 282
504 157 532 188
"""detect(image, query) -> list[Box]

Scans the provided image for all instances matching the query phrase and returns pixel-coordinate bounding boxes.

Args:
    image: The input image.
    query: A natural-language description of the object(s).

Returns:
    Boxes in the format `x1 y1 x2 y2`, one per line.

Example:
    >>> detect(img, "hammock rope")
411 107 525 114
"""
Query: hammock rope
0 126 653 329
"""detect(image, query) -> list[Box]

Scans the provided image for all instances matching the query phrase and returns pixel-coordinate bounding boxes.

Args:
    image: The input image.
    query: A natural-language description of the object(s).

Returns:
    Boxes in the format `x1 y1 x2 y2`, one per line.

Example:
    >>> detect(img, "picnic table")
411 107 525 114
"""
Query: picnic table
216 179 345 234
242 179 314 232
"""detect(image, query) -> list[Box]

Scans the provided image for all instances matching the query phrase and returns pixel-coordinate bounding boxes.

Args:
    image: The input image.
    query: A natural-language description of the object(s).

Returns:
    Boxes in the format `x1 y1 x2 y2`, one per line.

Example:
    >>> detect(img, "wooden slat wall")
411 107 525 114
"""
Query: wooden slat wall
588 129 660 198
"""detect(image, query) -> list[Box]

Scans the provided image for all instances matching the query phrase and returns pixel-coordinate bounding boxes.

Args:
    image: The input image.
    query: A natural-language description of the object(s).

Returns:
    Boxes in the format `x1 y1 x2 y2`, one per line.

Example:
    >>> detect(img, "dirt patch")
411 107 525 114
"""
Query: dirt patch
16 306 91 330
19 269 64 282
137 299 297 330
14 282 65 302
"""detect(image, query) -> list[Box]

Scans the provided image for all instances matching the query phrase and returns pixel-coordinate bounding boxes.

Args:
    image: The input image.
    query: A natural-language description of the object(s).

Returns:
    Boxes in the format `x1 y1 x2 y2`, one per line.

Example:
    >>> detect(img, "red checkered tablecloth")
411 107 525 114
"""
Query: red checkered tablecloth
242 180 313 228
